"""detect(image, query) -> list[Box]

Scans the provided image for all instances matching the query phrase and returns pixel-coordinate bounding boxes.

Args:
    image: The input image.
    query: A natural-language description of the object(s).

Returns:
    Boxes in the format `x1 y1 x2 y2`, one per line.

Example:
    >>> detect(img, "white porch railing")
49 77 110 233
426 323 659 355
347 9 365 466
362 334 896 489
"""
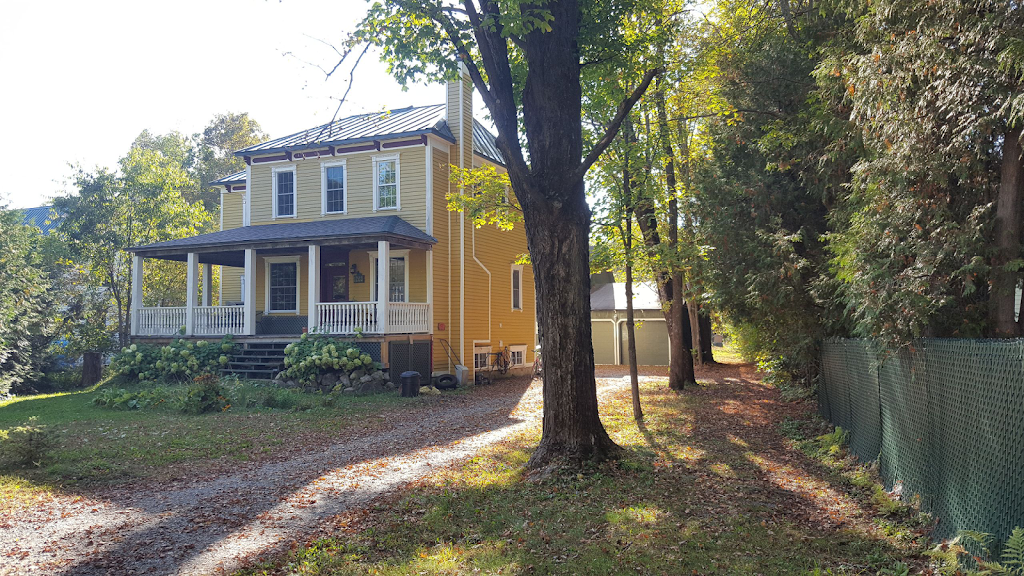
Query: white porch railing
193 305 245 336
317 302 379 334
387 302 431 334
136 307 187 336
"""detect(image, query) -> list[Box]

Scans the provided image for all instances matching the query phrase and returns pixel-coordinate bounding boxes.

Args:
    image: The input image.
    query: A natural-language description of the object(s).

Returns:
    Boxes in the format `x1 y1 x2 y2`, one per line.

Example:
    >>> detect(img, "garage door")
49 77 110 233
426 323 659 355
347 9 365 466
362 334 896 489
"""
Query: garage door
620 320 670 366
591 320 616 364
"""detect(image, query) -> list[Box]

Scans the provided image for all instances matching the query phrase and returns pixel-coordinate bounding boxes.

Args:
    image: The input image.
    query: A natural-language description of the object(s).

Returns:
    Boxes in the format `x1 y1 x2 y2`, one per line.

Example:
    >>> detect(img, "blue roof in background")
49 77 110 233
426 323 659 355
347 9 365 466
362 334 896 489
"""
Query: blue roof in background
20 205 61 235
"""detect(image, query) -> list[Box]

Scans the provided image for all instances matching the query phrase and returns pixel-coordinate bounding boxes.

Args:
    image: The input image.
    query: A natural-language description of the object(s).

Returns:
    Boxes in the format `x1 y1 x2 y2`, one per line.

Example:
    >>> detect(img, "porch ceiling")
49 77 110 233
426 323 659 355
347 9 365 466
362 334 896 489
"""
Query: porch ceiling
129 216 436 263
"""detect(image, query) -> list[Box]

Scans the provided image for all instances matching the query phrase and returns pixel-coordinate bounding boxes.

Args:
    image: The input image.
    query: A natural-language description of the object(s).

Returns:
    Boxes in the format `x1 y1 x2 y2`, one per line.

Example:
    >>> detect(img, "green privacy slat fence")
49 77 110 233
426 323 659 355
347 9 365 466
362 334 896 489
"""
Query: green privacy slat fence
819 338 1024 543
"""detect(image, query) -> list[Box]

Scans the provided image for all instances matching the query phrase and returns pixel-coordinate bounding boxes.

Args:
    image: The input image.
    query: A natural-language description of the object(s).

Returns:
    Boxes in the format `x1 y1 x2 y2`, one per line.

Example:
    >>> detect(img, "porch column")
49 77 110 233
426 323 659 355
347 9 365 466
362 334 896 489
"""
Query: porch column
307 245 320 332
130 255 144 336
185 253 198 336
243 249 256 335
426 249 434 333
376 240 390 333
201 263 213 307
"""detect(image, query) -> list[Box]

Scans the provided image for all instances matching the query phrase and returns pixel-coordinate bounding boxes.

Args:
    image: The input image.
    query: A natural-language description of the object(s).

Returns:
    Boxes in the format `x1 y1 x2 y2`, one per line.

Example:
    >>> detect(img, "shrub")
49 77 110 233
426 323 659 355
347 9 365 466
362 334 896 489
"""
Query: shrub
109 336 237 384
179 374 230 414
281 333 380 385
927 527 1024 575
0 417 57 467
92 387 172 411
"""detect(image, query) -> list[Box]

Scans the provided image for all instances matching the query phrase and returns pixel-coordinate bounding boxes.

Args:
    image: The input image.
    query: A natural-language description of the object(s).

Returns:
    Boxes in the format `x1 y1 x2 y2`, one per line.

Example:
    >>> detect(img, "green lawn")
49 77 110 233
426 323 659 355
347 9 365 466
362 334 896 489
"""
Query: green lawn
238 373 927 576
0 379 429 510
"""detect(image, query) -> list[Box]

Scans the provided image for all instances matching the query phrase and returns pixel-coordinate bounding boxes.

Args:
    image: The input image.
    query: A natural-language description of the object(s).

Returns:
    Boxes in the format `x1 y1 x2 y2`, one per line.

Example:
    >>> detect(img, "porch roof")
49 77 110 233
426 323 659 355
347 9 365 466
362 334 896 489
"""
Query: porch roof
129 216 436 265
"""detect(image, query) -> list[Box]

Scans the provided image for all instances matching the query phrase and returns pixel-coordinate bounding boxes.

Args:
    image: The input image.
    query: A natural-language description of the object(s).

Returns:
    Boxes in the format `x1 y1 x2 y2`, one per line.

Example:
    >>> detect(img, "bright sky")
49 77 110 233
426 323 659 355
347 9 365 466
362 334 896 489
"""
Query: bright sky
0 0 452 209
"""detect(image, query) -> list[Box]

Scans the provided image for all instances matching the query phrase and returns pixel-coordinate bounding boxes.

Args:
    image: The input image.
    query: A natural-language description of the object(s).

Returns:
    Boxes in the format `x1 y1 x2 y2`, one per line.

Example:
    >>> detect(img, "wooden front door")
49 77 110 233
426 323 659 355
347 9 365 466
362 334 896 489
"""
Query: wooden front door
320 248 349 303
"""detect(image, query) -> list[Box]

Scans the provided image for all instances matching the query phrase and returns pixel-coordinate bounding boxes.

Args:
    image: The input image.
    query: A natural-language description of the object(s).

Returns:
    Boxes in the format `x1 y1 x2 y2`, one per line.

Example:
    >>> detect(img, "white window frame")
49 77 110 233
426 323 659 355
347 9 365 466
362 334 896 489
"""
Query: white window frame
272 165 297 219
511 264 524 311
372 153 401 211
368 249 410 303
473 345 491 370
320 159 347 215
509 345 527 367
264 256 301 314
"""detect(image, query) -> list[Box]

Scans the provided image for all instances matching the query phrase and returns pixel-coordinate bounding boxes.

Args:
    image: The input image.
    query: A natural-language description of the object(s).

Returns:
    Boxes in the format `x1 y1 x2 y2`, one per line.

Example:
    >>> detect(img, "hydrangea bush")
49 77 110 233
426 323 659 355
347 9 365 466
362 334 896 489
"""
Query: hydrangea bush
281 333 380 385
110 335 237 383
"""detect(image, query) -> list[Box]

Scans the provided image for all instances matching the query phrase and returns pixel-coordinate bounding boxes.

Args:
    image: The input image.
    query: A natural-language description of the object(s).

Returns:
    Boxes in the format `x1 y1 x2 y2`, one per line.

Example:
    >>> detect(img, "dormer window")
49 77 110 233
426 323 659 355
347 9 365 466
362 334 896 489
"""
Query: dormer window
273 166 296 218
373 154 400 211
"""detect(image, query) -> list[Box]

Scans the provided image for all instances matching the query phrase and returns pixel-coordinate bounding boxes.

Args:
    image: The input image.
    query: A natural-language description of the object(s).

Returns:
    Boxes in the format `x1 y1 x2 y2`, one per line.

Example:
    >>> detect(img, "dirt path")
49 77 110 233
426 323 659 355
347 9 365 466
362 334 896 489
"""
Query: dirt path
0 377 629 576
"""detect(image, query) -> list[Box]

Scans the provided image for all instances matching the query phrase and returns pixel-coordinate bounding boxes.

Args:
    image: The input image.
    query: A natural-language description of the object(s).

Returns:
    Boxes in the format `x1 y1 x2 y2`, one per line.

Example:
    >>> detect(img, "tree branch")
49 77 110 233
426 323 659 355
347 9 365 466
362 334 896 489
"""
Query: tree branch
316 43 371 141
572 68 662 184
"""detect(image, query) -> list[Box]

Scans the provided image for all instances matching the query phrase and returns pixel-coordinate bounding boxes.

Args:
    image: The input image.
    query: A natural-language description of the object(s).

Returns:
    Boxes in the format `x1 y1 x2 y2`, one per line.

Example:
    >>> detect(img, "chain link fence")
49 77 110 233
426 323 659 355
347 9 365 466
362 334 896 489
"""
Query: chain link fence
819 338 1024 542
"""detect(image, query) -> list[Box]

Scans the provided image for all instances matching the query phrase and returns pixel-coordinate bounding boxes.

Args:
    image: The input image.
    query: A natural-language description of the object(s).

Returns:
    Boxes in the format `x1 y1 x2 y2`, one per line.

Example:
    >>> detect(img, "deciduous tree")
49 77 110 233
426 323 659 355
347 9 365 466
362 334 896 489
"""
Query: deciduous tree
358 0 664 467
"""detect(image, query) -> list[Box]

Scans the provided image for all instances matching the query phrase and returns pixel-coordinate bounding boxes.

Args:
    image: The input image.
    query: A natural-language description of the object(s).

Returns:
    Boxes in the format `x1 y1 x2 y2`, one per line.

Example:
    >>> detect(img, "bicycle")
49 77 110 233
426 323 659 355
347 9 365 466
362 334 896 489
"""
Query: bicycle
532 346 543 379
488 346 511 375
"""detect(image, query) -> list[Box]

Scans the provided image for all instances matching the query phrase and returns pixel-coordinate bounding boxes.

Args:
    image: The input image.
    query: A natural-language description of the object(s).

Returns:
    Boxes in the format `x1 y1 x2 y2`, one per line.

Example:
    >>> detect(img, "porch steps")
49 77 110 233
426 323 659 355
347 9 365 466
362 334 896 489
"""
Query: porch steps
223 342 288 381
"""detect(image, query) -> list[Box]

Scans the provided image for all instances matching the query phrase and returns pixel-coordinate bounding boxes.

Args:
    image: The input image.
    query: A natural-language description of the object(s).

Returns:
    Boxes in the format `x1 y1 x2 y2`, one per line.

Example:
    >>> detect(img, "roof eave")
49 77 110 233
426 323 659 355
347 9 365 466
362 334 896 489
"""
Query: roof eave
129 232 438 255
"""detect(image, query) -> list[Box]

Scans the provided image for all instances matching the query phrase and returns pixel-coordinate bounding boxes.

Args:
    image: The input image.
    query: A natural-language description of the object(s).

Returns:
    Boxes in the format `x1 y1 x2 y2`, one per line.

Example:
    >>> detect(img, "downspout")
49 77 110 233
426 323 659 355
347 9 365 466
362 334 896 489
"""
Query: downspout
459 74 466 369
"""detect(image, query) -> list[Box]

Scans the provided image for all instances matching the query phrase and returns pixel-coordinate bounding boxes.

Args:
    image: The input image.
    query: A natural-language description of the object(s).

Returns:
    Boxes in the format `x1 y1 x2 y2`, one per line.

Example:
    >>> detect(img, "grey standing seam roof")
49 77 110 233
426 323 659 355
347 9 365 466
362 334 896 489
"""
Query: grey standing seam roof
590 282 662 311
229 104 505 166
210 171 246 186
130 216 436 253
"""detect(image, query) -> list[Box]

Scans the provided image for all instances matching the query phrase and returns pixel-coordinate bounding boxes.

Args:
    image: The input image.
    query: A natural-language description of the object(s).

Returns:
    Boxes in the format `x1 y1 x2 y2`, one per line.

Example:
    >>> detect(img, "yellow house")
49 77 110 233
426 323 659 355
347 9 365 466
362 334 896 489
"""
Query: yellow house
129 68 535 381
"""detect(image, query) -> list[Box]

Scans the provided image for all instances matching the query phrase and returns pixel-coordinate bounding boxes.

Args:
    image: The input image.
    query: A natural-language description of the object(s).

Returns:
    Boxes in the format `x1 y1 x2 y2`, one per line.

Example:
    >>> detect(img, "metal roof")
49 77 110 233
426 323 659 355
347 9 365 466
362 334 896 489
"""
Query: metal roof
20 205 62 235
234 104 452 156
130 216 436 255
590 282 662 311
229 104 505 166
472 119 504 165
210 171 246 186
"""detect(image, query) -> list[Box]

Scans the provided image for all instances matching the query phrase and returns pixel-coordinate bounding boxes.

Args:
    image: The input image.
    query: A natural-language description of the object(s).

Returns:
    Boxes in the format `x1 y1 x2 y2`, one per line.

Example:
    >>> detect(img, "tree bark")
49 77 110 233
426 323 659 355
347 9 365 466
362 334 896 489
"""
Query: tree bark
622 164 642 423
444 0 659 468
641 84 696 390
82 352 103 388
991 126 1024 337
687 299 702 367
523 184 621 467
699 311 715 364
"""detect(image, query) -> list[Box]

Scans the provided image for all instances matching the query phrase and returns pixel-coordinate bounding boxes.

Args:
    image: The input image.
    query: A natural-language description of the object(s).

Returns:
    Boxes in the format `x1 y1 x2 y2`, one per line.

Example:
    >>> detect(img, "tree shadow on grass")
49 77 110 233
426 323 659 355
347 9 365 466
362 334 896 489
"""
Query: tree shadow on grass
2 378 540 576
238 365 924 576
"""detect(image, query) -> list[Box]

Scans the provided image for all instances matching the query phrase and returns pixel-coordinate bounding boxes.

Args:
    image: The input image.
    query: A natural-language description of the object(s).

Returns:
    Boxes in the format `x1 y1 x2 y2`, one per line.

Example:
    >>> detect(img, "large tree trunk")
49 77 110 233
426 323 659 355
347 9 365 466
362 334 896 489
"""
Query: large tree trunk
524 186 621 467
991 126 1024 337
453 0 657 468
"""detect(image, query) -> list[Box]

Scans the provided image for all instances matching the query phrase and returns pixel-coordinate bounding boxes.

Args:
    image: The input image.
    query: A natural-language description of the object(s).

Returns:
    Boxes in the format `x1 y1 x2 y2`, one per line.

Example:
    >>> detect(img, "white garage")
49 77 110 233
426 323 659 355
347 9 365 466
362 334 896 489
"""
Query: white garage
590 282 670 366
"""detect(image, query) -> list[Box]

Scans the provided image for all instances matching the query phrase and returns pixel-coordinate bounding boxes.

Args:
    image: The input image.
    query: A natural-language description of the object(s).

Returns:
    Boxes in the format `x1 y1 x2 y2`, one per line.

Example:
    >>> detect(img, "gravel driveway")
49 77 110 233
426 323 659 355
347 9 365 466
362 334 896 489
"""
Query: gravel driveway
1 376 629 576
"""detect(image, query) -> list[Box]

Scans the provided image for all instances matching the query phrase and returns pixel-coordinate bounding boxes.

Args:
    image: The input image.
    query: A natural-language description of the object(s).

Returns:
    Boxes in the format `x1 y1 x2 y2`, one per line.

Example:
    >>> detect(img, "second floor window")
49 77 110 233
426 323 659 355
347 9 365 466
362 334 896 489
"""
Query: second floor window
374 155 399 210
511 265 523 310
274 167 296 218
322 162 345 214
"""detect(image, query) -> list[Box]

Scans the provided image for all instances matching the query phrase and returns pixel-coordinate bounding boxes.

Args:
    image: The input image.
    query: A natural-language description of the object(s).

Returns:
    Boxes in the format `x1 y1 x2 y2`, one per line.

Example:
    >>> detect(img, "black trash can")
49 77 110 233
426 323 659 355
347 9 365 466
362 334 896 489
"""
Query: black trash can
400 371 421 397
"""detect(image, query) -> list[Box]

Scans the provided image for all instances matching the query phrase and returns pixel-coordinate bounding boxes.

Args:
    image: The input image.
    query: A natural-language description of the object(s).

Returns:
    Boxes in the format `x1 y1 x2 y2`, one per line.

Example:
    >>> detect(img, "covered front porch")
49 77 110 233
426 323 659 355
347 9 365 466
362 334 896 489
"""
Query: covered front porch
128 217 435 338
